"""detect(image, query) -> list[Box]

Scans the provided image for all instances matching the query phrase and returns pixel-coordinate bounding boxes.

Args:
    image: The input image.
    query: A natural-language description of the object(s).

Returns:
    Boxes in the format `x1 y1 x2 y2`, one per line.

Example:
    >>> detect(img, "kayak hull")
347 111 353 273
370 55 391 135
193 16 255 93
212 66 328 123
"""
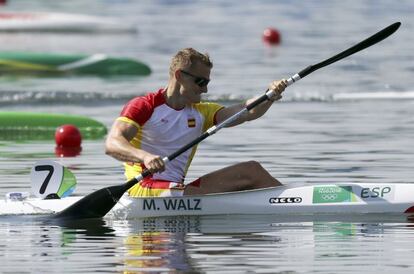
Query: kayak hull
0 111 107 140
0 52 151 76
0 12 136 33
2 183 414 218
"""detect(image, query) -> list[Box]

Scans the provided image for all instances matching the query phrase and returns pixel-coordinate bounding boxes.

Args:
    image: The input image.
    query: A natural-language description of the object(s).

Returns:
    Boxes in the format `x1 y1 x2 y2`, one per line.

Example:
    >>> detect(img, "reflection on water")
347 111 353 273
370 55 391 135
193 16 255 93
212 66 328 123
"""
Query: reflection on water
123 214 414 273
123 232 192 273
1 214 414 273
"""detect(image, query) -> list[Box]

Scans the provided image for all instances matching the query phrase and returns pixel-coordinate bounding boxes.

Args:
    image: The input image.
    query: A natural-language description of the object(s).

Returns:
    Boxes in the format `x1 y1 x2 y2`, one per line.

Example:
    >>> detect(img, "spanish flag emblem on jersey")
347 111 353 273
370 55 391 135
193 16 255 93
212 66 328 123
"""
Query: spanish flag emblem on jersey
187 118 196 128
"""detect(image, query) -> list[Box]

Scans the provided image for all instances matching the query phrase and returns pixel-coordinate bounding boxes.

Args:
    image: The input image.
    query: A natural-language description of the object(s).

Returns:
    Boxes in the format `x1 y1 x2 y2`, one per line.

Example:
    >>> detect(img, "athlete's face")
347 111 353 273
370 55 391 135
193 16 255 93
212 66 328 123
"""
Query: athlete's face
179 62 210 104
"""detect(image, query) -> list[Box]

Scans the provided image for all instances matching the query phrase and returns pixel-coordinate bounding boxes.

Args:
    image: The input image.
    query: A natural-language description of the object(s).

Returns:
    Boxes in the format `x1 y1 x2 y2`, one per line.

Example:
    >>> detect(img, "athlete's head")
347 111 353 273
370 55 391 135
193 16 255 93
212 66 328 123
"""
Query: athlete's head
169 48 213 78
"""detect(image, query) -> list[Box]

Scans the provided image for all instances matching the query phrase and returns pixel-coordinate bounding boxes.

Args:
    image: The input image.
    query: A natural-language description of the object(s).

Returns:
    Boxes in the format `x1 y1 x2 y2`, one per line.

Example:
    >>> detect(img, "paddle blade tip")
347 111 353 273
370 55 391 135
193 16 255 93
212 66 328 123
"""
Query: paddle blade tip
390 22 401 32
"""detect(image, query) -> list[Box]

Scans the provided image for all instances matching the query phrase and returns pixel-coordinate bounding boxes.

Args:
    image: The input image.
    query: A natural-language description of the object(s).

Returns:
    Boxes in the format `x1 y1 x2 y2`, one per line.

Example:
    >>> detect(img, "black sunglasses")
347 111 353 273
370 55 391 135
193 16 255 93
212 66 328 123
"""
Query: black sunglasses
180 70 210 87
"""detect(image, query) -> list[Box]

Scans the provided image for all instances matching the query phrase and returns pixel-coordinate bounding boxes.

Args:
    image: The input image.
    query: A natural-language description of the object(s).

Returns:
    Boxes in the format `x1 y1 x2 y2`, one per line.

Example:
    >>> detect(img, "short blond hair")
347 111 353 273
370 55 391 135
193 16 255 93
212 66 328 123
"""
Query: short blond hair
169 48 213 76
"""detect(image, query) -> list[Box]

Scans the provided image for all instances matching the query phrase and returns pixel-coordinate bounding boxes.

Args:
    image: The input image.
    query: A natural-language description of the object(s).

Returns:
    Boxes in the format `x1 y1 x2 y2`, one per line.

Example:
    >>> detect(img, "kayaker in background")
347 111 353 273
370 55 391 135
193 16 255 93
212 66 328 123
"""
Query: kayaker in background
105 48 287 197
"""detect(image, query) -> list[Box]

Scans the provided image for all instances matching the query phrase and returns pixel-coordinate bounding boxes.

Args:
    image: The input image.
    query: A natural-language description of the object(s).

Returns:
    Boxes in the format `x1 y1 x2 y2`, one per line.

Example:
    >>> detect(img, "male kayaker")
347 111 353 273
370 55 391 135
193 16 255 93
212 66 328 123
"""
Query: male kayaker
105 48 287 197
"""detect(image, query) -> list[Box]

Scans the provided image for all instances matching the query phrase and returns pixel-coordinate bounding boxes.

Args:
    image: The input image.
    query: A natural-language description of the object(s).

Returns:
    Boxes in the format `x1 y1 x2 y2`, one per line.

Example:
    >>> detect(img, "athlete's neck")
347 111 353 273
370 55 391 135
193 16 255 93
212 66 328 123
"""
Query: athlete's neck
164 82 188 110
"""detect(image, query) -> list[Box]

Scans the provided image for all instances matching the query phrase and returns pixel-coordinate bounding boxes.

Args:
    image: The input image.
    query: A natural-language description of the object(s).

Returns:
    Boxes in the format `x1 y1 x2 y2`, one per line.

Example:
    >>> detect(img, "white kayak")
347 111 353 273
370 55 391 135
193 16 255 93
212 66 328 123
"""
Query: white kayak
0 12 136 33
2 182 414 219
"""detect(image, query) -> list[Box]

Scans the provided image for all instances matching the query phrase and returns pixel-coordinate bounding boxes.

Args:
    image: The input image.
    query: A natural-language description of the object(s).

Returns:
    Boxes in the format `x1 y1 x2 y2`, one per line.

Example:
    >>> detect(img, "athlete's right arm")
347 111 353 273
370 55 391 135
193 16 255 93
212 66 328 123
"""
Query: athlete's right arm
105 120 165 173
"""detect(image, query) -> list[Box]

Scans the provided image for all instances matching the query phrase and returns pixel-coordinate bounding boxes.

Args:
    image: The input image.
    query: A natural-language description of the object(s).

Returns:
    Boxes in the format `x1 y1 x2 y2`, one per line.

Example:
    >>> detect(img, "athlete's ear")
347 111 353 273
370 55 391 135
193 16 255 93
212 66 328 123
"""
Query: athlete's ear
174 69 182 81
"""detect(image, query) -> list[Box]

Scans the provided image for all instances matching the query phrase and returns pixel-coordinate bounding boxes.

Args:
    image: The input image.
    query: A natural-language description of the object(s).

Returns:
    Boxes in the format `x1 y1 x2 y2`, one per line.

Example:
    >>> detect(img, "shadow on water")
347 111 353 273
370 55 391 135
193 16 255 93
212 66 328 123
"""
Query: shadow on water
0 214 116 237
52 218 117 237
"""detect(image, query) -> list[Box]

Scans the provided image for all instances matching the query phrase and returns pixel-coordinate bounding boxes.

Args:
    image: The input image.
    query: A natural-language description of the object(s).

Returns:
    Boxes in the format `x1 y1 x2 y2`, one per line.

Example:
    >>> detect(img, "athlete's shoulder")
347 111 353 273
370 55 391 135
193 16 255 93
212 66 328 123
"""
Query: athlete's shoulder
193 101 224 113
193 101 224 127
127 89 165 109
120 89 166 125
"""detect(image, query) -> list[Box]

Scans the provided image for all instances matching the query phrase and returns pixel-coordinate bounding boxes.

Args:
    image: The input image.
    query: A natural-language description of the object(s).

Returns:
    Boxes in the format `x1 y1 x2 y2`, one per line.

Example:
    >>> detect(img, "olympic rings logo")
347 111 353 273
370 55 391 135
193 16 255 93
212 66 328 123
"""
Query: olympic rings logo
321 194 338 201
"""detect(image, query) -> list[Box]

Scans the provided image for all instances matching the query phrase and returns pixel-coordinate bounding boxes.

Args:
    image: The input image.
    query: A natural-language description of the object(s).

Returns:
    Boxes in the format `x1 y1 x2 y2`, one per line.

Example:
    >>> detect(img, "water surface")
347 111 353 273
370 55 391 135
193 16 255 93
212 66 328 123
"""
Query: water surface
0 0 414 273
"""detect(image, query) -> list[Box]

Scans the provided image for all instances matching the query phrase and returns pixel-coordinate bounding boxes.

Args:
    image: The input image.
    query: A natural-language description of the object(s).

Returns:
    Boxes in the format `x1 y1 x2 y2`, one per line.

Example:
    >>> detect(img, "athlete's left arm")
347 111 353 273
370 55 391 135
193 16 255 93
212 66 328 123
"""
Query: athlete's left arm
215 79 287 127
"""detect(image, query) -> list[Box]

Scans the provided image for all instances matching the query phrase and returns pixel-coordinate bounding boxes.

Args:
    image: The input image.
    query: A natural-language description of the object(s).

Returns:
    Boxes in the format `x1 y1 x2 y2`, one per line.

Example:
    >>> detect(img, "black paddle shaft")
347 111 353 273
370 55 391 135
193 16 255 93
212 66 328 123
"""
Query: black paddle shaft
54 22 401 220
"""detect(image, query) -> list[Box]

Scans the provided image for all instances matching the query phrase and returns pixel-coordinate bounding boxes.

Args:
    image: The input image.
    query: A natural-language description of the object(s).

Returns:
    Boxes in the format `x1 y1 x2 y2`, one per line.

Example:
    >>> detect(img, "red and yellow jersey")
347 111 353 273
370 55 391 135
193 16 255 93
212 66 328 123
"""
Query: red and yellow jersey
117 89 223 194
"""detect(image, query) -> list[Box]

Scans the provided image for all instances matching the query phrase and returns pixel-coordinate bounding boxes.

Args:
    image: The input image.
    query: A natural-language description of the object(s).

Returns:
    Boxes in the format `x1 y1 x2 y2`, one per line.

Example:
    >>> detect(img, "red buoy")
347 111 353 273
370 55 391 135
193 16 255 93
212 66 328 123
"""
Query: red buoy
55 124 82 148
262 27 281 46
55 146 82 157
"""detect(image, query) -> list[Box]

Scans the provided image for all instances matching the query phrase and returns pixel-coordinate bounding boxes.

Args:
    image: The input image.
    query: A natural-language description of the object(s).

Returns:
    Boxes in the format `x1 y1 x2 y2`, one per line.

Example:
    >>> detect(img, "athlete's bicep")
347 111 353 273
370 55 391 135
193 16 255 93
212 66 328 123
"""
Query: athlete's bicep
108 119 139 142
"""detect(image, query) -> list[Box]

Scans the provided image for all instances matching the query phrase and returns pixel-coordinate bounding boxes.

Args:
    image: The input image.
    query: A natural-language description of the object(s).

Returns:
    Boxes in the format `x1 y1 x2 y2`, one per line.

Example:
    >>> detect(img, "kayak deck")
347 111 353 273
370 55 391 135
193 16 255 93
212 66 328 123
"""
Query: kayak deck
1 183 414 219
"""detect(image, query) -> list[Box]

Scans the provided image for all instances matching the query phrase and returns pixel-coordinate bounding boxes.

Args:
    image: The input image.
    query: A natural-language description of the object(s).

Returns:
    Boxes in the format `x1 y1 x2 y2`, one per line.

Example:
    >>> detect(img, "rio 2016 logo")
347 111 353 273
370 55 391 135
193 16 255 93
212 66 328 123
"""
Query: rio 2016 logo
320 194 338 201
313 186 353 204
313 185 394 204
